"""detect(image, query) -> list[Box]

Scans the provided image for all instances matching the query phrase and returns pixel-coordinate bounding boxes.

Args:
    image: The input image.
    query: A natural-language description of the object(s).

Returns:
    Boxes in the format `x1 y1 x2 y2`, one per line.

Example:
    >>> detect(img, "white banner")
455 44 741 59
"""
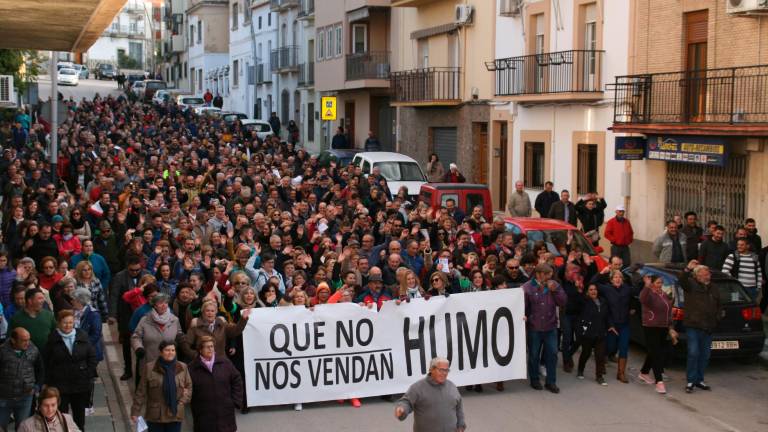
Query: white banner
243 289 527 406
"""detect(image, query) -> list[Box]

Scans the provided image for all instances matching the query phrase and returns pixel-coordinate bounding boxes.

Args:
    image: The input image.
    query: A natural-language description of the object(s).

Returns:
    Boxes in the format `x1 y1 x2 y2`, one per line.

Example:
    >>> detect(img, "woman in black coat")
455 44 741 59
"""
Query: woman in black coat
188 335 244 432
44 309 98 431
574 284 612 386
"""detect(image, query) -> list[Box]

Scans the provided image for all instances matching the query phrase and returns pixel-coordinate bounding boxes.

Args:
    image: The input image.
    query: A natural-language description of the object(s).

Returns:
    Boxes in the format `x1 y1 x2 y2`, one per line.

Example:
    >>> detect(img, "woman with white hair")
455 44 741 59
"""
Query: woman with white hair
71 288 104 363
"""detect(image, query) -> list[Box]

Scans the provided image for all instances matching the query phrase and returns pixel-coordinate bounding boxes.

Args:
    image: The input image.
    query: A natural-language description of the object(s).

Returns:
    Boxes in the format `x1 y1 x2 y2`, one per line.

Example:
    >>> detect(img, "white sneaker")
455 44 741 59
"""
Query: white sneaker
85 407 95 416
294 403 303 411
540 365 547 377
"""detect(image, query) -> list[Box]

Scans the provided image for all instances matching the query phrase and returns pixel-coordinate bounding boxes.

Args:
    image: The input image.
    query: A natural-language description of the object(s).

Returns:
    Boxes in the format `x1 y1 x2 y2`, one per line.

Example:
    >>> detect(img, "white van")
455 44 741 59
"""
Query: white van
351 152 427 198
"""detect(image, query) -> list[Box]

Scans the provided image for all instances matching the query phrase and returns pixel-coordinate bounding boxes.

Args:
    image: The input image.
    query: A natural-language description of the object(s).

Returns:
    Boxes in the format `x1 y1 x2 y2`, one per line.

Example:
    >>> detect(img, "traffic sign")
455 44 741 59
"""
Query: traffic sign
321 96 337 121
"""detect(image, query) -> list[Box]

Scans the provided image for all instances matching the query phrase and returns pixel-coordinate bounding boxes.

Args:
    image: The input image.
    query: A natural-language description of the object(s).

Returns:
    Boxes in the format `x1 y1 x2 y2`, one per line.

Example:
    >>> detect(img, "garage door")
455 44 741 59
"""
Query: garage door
665 155 747 236
433 127 458 168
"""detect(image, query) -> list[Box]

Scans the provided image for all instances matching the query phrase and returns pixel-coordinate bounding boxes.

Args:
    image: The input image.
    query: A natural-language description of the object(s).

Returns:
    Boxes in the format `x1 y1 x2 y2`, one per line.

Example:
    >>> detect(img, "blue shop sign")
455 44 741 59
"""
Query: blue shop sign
615 136 646 160
646 135 727 166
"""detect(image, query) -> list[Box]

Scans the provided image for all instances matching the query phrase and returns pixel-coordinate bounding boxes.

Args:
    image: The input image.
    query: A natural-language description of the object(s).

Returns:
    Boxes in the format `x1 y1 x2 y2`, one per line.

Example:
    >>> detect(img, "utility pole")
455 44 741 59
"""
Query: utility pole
49 51 58 185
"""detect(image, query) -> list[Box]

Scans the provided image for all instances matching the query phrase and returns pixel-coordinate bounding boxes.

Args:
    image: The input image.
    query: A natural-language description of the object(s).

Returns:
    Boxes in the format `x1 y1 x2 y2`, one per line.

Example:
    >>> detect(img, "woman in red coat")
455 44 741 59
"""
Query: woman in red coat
188 335 244 432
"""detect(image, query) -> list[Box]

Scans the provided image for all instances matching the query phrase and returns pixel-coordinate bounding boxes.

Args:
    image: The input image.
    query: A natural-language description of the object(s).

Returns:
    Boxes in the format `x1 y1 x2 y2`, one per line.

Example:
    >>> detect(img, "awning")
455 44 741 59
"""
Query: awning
0 0 128 52
411 23 458 40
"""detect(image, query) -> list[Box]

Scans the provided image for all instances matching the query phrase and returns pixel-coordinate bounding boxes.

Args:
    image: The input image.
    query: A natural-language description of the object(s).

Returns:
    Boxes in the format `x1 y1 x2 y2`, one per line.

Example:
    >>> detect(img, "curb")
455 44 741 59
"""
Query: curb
103 325 132 432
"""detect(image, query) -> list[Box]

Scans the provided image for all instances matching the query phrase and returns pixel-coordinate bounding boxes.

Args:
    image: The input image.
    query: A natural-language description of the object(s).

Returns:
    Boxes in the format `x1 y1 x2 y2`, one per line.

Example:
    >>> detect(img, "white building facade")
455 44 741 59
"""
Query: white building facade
250 1 278 120
492 0 630 219
187 0 230 97
296 0 320 151
87 0 156 71
161 0 191 91
227 0 256 115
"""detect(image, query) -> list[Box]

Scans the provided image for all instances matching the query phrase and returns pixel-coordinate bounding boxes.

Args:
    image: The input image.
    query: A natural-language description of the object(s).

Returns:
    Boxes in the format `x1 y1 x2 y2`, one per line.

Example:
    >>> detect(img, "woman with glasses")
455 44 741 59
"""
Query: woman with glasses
74 261 108 322
69 206 91 241
38 256 63 291
182 299 250 360
69 239 111 289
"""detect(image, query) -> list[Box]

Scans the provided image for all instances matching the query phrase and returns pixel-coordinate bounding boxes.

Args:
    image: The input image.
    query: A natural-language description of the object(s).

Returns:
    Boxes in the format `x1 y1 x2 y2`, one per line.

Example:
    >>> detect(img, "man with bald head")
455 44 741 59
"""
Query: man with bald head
0 328 44 430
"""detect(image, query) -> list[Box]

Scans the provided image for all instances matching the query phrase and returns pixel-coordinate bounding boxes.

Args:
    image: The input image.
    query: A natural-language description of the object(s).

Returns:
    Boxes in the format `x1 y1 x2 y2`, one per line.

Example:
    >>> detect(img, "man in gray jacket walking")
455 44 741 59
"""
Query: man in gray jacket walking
395 357 466 432
0 328 45 430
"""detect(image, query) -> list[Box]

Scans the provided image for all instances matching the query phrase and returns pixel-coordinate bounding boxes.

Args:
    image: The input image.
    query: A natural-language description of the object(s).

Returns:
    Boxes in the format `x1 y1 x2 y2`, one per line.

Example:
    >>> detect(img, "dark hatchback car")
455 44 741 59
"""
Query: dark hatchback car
317 149 361 168
625 263 764 359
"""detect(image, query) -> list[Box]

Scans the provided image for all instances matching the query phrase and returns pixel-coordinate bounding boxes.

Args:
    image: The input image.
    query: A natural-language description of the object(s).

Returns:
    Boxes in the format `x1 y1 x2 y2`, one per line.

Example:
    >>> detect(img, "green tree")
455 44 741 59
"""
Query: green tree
0 49 42 95
118 51 141 70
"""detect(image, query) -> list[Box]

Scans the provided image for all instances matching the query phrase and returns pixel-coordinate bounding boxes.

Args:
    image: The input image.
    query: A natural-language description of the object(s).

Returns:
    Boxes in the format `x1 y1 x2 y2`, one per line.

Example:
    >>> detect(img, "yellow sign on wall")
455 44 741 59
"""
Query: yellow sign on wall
321 96 337 121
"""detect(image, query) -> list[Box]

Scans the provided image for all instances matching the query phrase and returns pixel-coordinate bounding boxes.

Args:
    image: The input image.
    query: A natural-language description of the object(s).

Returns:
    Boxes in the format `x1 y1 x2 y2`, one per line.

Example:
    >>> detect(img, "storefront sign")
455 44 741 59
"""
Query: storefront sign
614 137 646 160
243 290 527 406
646 135 727 166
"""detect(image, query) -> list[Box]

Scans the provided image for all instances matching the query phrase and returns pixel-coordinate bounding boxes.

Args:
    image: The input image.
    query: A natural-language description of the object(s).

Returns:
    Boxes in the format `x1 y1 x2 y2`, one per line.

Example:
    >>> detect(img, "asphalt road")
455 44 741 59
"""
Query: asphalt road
37 75 124 101
234 348 767 432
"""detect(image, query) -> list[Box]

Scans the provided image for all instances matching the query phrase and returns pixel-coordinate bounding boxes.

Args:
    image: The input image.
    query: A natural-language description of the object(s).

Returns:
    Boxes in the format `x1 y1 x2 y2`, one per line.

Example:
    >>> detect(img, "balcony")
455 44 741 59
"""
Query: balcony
488 50 604 104
105 25 146 39
270 0 299 11
612 64 768 136
123 2 146 14
270 46 299 72
298 62 315 87
346 51 391 85
297 0 314 20
390 67 461 106
256 63 272 84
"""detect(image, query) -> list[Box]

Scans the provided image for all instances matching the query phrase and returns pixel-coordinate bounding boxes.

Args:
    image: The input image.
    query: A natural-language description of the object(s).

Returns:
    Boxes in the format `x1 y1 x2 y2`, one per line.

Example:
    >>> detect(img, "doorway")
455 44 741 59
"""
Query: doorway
684 10 708 122
281 89 290 125
345 101 355 148
496 121 509 210
472 122 488 184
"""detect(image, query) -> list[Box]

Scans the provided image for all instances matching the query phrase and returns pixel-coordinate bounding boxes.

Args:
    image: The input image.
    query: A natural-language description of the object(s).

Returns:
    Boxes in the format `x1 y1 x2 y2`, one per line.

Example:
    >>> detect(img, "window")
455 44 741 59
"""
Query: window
576 144 598 195
524 142 545 189
258 16 262 29
307 102 315 141
256 98 262 119
198 69 203 92
317 28 324 59
233 60 239 87
190 67 195 85
189 25 194 45
327 28 334 59
582 3 597 89
184 62 187 78
535 14 545 91
244 0 251 23
440 193 458 208
418 38 429 68
335 25 342 57
352 24 367 54
232 3 239 30
268 12 271 26
197 21 202 44
466 193 486 214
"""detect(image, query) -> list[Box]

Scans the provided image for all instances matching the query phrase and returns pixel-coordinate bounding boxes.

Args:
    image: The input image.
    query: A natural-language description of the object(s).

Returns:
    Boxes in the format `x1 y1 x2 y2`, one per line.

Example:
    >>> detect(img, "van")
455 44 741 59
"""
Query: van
419 183 493 222
351 152 427 198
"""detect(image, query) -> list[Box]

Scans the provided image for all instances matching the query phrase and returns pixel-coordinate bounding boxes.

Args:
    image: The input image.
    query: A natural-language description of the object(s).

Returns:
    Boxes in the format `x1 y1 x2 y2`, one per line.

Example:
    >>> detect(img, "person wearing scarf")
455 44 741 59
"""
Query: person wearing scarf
188 336 244 432
131 294 182 385
131 341 192 431
17 386 80 432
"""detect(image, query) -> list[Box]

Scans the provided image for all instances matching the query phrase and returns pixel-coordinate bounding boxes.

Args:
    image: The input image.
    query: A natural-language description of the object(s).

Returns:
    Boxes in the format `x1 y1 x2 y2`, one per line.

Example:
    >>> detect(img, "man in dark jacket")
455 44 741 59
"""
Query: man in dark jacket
681 212 704 263
680 260 721 393
93 221 123 274
331 126 349 149
109 257 150 380
534 181 559 217
0 328 44 431
548 190 577 226
268 112 282 137
364 130 382 151
698 225 729 270
25 223 59 271
575 194 607 242
744 218 762 253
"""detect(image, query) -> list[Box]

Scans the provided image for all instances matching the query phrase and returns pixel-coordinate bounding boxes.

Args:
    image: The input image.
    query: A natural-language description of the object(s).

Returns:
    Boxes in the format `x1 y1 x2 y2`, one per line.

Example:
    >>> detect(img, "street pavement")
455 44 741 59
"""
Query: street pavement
37 75 123 101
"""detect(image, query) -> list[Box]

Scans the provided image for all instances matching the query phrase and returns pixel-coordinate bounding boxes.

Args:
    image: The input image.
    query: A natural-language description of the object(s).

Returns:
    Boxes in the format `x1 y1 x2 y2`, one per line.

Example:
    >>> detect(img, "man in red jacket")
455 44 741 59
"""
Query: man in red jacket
604 205 634 266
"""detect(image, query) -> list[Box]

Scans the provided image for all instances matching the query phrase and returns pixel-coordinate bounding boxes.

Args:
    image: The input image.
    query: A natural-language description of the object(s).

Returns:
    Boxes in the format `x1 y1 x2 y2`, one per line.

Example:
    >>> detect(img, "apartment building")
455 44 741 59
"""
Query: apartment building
187 0 230 97
390 0 495 186
87 0 159 71
269 0 303 137
296 0 321 150
490 0 630 215
315 0 395 150
250 1 278 121
612 0 768 258
228 0 256 115
160 0 190 91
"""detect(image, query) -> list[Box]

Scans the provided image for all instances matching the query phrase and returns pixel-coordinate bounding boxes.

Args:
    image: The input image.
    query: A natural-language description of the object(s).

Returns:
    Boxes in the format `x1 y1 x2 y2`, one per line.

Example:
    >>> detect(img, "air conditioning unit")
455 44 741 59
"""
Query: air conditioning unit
500 0 523 17
726 0 768 14
455 4 474 25
0 75 16 107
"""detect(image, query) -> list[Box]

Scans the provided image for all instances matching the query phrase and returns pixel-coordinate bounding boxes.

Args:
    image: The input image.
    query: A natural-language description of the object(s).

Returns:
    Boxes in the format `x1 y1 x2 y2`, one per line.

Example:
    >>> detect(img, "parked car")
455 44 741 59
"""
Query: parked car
175 95 205 112
126 73 146 89
241 119 274 141
130 81 145 97
141 80 167 102
419 183 493 222
222 112 248 125
57 68 79 86
74 64 89 79
56 61 74 71
193 106 222 117
503 217 608 270
152 90 172 105
317 149 361 168
624 263 765 359
95 63 116 80
352 152 427 199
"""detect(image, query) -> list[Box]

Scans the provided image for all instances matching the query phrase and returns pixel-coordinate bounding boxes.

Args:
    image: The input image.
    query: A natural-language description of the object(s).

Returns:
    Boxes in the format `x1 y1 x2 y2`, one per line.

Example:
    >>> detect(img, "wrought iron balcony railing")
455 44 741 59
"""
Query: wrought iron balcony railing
256 63 272 84
270 46 299 72
298 62 314 87
390 67 461 104
346 51 390 81
298 0 314 19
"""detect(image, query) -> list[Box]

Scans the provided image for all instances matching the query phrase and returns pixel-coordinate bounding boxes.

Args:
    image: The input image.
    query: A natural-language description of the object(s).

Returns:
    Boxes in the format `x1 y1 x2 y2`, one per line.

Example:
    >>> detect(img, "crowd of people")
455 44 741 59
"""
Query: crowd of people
0 90 765 432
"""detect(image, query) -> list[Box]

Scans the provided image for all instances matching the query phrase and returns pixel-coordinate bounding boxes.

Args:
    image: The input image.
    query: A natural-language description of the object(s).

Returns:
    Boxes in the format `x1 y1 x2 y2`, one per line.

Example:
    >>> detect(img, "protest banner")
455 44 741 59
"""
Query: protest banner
242 289 526 406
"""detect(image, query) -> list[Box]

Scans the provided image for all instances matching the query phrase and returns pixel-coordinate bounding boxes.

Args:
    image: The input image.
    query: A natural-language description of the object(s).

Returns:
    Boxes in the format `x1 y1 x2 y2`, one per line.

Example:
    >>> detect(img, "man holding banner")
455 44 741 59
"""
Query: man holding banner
395 357 466 432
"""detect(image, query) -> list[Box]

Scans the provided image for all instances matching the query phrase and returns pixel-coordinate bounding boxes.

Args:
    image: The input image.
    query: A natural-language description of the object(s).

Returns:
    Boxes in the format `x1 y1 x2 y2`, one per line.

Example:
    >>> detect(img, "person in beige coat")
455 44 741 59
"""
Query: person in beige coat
131 341 192 431
131 294 182 379
181 299 250 360
507 180 532 217
17 386 81 432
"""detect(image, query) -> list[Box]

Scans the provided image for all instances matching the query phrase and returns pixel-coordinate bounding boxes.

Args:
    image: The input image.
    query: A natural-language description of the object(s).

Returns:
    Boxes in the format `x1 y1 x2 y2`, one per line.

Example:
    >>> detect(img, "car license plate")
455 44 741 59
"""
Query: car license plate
711 340 739 350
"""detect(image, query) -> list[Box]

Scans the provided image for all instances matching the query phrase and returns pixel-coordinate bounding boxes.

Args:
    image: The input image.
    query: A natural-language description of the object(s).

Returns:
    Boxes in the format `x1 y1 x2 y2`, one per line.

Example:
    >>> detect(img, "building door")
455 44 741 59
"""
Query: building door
307 102 315 143
665 156 747 236
294 90 300 123
472 122 488 184
345 102 355 148
684 10 708 122
498 121 508 210
432 127 458 168
281 89 290 125
374 97 395 151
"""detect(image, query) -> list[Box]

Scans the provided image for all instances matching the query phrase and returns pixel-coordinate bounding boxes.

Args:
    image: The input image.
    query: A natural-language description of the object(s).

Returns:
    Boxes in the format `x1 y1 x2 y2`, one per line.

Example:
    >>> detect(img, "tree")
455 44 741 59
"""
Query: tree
118 51 141 70
0 49 42 95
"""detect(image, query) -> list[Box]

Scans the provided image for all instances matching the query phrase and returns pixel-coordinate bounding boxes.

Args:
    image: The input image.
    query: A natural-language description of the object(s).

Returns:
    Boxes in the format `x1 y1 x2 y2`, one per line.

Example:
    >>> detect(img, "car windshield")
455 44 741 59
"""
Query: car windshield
182 97 204 105
60 69 76 75
245 123 271 132
101 65 114 70
374 161 426 182
676 279 751 306
146 82 166 90
509 227 596 256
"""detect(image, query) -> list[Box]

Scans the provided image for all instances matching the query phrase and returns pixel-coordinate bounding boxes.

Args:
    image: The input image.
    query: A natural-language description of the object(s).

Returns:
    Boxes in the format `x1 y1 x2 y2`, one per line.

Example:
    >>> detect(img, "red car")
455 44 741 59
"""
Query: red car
503 217 608 270
419 183 493 222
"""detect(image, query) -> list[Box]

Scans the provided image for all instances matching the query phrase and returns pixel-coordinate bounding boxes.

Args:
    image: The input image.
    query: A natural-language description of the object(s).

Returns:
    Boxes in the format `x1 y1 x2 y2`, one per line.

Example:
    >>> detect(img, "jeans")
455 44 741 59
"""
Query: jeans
686 327 712 384
606 321 631 358
148 422 182 432
610 245 632 266
528 329 558 385
560 315 577 362
0 395 33 430
743 286 758 302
